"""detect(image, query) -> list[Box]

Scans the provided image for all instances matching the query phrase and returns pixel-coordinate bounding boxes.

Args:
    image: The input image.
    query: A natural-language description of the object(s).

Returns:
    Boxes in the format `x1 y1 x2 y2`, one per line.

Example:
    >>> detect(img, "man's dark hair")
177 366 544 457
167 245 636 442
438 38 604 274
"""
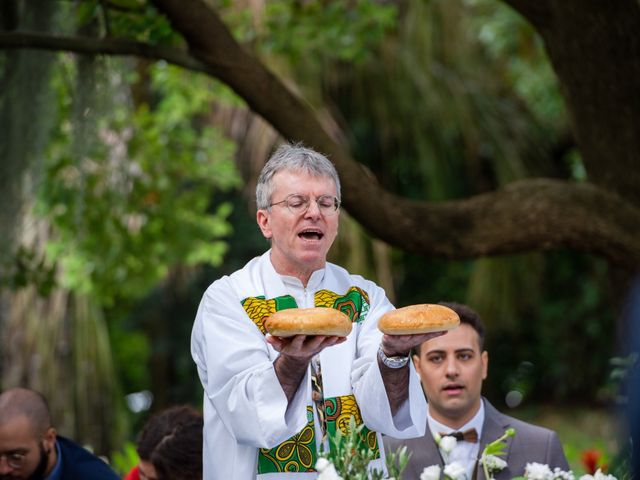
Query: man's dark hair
137 405 203 480
412 302 486 356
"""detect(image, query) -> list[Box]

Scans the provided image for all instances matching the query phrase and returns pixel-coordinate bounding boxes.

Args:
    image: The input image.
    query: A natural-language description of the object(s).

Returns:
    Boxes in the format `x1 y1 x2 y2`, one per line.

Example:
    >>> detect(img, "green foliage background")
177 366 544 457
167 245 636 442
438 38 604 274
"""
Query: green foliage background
0 0 625 467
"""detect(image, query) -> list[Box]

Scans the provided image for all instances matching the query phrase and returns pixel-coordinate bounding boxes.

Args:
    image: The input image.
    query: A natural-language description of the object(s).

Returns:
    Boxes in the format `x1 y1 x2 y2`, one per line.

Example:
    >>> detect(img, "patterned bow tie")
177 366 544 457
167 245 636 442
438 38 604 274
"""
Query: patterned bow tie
439 428 479 443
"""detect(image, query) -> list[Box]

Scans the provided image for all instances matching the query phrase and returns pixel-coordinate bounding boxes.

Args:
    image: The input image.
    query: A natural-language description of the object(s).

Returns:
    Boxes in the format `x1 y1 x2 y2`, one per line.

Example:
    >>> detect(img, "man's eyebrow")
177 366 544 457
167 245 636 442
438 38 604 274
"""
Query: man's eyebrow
2 448 28 454
425 349 445 355
425 347 475 355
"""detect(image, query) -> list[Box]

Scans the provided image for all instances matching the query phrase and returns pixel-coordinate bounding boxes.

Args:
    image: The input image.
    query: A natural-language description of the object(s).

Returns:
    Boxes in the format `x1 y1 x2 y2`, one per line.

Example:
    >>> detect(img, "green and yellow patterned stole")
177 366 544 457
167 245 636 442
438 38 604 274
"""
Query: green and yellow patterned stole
240 287 380 474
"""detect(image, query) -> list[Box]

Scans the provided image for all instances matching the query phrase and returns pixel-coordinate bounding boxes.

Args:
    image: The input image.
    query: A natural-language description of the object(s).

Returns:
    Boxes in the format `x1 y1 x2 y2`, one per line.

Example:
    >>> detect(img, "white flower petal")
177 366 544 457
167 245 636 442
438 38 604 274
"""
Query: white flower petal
481 454 507 472
439 435 458 453
315 458 331 472
444 461 467 480
525 462 553 480
421 465 442 480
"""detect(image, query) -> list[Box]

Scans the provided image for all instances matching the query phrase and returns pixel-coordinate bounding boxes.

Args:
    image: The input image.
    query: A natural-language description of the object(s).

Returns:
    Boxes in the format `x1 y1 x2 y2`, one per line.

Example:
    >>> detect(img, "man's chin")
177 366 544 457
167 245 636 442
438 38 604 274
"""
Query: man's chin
24 444 51 480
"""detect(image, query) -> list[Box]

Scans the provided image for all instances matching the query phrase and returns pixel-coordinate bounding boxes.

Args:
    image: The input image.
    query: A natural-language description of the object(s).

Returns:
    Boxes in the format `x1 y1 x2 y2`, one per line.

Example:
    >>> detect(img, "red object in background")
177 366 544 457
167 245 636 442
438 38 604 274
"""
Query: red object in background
123 465 140 480
581 448 607 474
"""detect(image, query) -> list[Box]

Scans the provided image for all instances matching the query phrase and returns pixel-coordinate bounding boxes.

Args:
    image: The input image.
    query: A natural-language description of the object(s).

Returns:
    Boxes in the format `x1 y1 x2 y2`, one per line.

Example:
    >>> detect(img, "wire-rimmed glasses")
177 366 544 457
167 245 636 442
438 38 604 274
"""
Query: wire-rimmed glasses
0 451 27 470
269 194 340 216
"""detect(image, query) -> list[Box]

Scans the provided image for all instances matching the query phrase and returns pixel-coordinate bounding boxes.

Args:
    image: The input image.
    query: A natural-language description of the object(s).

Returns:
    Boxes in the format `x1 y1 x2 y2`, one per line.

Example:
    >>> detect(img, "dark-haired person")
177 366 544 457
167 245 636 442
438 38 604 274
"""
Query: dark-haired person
384 302 569 480
0 387 119 480
123 406 203 480
621 279 640 479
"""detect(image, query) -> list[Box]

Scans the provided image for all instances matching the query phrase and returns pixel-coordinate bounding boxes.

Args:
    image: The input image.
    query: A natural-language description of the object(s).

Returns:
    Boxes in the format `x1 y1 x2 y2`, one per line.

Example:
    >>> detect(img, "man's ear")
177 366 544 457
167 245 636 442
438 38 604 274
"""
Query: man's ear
42 427 57 452
412 354 421 374
481 351 489 380
256 209 272 239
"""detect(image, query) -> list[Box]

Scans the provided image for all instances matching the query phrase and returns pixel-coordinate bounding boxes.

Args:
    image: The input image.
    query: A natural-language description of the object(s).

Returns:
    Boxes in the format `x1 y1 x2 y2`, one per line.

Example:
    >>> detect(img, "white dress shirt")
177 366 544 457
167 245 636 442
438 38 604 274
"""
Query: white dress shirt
427 401 485 480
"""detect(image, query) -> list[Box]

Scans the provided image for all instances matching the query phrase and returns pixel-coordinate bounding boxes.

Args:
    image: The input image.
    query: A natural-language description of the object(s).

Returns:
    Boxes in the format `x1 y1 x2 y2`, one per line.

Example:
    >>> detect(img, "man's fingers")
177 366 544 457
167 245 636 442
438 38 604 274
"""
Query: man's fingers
268 334 348 359
381 330 449 354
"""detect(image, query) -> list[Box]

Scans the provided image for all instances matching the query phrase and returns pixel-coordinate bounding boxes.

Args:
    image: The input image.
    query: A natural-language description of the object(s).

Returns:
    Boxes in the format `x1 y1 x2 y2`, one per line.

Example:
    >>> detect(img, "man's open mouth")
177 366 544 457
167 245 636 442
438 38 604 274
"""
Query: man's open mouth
298 229 324 240
443 384 463 392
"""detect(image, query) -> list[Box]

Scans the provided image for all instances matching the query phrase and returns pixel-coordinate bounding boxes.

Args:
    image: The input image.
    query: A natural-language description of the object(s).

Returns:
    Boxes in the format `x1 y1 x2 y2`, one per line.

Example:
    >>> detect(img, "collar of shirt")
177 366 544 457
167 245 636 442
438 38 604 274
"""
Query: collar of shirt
44 440 63 480
280 269 325 308
428 401 485 480
427 400 485 440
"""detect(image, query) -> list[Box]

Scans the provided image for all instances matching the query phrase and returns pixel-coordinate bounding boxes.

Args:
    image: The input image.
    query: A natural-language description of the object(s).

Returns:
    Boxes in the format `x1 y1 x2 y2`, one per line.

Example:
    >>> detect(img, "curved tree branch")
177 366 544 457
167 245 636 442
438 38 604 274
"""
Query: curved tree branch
0 31 211 75
2 2 639 270
148 0 640 270
365 179 640 267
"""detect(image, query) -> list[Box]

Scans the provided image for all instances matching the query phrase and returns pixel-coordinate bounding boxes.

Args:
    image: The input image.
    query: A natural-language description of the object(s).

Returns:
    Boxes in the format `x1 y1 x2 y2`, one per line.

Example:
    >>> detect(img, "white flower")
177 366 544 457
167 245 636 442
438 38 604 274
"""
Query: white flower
580 469 616 480
553 467 575 480
420 465 442 480
439 435 458 453
316 458 331 472
317 463 343 480
595 469 617 480
444 461 467 480
525 462 553 480
480 454 508 472
315 458 344 480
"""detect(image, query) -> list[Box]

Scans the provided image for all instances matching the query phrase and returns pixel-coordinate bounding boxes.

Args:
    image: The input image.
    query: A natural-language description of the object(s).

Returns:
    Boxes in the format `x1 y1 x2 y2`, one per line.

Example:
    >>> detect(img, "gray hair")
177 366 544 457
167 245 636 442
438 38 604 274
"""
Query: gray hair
256 143 341 210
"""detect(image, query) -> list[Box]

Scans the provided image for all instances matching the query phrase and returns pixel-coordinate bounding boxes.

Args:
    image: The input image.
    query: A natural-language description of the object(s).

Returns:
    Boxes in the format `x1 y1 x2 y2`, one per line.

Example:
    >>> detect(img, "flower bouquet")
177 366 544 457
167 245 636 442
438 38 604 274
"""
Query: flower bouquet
315 416 622 480
315 416 410 479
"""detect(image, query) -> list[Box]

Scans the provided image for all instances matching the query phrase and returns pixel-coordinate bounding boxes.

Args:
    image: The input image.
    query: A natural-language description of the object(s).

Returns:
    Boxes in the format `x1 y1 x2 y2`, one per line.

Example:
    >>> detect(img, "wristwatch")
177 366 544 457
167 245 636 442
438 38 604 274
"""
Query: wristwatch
377 346 409 369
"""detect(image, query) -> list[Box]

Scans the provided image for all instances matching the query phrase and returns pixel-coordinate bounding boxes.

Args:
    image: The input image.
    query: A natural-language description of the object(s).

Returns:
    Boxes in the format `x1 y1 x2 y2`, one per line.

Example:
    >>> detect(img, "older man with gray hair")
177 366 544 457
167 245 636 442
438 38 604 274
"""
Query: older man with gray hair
191 143 441 479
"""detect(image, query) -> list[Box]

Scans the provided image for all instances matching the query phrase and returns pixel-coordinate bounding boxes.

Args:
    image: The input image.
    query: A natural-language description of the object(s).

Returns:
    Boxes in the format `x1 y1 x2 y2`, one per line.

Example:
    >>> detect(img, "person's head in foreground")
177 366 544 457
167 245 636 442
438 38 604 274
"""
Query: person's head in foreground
0 388 57 480
135 405 203 480
256 142 341 284
412 301 488 429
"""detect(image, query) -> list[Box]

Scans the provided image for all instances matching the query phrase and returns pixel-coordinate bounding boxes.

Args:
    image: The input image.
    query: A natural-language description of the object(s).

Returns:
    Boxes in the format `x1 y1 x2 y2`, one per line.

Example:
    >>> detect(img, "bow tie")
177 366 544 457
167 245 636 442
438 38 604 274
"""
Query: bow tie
439 428 479 443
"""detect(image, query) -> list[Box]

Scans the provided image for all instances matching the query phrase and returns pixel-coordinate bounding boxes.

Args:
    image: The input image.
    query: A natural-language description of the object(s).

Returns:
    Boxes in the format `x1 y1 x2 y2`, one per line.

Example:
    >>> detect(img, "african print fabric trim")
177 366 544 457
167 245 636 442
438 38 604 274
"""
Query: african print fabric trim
241 288 379 475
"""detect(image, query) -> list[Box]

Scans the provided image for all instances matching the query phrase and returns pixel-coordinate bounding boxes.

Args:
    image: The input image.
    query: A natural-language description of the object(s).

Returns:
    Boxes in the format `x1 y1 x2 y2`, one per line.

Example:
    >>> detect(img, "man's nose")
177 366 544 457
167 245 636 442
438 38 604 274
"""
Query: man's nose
0 455 14 474
304 199 322 218
444 358 459 377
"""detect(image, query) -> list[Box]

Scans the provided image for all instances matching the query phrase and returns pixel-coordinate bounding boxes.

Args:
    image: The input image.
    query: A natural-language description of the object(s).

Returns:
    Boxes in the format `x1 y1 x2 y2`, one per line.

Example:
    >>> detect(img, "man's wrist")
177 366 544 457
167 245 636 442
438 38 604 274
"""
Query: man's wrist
378 346 409 369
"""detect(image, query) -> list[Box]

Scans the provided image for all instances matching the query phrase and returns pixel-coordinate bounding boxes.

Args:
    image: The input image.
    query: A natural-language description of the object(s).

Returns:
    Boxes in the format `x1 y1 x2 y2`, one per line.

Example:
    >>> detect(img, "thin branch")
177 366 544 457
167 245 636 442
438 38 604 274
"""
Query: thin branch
0 30 214 75
104 0 146 13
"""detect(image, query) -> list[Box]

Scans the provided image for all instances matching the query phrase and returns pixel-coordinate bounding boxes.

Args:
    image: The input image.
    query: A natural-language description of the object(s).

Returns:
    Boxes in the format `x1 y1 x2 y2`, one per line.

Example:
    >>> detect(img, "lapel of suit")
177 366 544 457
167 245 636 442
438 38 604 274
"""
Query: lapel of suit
403 419 444 479
423 421 446 469
476 399 513 480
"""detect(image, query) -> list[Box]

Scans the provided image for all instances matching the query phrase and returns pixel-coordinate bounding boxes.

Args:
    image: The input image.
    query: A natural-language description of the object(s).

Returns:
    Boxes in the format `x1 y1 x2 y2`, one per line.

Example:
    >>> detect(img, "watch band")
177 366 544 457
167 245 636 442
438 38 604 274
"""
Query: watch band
377 346 409 369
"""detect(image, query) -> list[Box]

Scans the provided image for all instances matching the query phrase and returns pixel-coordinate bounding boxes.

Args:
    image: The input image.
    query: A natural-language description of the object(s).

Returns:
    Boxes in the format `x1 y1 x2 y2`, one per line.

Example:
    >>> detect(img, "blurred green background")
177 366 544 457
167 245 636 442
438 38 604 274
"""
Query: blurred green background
1 0 637 476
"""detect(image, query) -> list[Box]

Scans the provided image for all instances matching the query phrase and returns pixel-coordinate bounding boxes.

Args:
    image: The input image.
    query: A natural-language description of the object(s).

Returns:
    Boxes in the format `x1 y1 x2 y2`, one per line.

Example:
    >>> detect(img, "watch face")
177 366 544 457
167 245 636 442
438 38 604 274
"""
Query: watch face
378 348 409 368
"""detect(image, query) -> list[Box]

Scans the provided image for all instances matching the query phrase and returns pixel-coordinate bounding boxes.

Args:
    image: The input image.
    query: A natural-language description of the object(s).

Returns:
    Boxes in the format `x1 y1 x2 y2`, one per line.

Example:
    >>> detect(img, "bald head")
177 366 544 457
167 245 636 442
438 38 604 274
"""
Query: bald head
0 388 52 436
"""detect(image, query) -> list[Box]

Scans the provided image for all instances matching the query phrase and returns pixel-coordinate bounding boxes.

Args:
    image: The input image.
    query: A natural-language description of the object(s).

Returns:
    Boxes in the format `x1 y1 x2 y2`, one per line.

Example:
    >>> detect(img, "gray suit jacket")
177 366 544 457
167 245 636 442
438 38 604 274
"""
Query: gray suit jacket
384 399 569 480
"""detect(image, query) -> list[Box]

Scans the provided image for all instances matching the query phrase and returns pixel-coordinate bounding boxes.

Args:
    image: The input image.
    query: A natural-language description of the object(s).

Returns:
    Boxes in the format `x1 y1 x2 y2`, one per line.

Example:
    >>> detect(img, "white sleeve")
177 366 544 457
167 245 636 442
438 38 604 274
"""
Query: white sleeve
191 279 309 448
351 283 427 438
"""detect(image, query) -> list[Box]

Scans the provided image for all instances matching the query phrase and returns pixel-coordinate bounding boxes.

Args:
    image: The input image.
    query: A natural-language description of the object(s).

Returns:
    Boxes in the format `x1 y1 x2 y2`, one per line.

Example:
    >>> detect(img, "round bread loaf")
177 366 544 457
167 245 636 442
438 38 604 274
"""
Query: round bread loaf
378 304 460 335
265 307 352 337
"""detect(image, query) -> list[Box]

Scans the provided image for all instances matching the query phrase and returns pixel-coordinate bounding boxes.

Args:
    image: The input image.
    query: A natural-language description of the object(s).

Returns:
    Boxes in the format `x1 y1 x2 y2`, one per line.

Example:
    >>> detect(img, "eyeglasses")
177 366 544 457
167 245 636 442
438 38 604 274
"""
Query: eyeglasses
269 194 340 216
0 451 27 469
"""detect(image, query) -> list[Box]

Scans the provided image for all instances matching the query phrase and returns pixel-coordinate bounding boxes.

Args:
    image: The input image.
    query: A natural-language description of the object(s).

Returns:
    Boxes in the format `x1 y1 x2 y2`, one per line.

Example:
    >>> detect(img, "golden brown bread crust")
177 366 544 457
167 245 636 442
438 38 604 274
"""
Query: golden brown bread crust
378 304 460 335
265 307 352 337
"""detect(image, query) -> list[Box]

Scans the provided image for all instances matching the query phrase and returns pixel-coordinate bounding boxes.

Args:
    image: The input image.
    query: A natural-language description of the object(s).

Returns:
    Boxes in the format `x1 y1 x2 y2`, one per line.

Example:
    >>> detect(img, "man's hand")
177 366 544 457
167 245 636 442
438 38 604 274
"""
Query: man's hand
380 331 447 357
268 335 346 404
267 334 346 360
379 331 447 415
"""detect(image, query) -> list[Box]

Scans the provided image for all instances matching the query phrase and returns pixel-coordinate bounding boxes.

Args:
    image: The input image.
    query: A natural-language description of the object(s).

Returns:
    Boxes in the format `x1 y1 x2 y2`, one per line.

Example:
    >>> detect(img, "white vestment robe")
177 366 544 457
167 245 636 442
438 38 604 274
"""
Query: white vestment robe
191 251 427 479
